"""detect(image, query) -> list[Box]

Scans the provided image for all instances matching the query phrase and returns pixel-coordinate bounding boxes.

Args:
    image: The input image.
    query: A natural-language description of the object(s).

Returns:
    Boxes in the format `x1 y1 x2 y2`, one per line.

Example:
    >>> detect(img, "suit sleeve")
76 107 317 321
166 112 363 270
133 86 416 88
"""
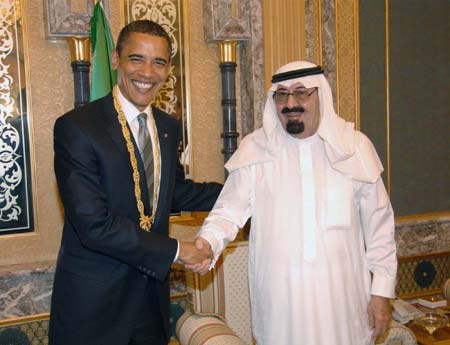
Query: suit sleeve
54 115 177 281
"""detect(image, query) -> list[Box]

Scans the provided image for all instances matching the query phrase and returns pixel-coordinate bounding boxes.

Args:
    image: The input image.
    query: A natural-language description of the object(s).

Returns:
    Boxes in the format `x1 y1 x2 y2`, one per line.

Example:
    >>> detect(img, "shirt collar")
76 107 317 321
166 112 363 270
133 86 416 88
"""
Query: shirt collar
116 86 151 122
299 132 320 144
287 131 320 146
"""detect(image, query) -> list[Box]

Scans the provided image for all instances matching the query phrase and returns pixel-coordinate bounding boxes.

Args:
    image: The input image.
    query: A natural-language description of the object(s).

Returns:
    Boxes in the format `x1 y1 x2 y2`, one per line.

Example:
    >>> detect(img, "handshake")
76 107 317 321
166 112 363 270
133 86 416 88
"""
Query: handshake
177 237 212 275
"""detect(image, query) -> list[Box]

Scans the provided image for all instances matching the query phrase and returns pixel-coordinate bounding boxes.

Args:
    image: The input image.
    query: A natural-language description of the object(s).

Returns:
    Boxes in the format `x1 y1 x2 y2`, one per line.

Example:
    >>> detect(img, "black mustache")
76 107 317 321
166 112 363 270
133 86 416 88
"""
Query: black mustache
281 106 305 114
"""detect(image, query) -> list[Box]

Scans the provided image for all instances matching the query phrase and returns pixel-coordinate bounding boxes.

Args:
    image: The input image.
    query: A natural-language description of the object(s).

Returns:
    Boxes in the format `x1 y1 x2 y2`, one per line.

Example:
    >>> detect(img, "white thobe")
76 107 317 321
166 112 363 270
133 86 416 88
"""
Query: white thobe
198 132 397 345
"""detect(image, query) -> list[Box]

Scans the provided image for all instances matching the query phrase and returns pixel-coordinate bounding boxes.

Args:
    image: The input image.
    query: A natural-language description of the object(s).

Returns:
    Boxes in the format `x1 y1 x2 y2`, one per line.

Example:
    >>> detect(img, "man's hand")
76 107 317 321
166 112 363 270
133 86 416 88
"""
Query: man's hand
184 237 213 275
367 295 392 338
178 239 212 268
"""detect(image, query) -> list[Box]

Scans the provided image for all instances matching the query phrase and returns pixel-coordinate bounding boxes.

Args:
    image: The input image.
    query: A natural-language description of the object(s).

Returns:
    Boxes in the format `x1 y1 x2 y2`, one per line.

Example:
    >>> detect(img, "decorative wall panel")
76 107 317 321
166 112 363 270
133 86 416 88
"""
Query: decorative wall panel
305 0 322 66
397 252 450 298
335 0 358 124
238 0 264 135
43 0 110 39
318 0 336 100
0 315 49 344
0 0 34 234
203 0 251 42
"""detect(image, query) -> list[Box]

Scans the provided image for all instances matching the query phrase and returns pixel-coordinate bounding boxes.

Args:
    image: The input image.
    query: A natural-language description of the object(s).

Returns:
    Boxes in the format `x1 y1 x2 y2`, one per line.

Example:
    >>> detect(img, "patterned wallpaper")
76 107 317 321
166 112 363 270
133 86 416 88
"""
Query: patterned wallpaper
0 0 71 266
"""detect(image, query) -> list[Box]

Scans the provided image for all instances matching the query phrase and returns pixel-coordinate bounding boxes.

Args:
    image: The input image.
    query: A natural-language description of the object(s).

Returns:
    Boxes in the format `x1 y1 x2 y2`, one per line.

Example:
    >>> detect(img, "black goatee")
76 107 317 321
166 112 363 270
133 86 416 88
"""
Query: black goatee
286 120 304 134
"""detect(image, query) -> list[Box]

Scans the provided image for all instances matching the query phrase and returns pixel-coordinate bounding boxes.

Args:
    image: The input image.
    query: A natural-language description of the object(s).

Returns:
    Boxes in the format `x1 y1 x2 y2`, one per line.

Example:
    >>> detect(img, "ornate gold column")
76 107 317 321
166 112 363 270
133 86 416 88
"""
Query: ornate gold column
219 40 239 164
66 37 91 108
43 0 110 108
203 0 251 169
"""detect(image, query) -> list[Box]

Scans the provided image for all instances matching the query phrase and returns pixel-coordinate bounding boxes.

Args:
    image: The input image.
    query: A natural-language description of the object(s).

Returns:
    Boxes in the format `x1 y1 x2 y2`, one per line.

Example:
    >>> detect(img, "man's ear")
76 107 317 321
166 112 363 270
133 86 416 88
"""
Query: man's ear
111 49 119 70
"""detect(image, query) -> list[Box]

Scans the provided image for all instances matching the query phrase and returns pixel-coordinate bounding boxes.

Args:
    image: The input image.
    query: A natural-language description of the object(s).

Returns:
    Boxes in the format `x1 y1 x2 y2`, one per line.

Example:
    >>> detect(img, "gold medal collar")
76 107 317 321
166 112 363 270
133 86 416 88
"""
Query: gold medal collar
112 86 161 231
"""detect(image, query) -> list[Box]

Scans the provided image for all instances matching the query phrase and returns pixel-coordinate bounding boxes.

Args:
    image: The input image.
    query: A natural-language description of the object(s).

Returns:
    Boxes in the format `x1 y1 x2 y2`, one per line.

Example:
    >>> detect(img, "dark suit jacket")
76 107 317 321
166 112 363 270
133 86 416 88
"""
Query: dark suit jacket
49 93 221 345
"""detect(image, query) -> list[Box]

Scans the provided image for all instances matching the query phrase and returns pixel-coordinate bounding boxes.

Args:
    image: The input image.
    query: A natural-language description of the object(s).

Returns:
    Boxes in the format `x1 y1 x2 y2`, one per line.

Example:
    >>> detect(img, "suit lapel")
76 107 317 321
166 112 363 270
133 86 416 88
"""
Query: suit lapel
102 94 151 211
152 107 173 225
103 95 131 159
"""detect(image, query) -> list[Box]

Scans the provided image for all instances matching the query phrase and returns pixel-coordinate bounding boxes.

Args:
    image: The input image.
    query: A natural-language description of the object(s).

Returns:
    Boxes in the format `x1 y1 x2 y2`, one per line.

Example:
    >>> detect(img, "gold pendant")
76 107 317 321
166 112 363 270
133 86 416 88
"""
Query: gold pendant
140 215 152 231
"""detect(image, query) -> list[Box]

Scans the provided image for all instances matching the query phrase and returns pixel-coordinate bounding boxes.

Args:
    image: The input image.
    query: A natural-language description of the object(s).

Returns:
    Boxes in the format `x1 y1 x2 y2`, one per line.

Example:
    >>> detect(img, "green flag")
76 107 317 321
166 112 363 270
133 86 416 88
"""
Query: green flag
89 2 117 101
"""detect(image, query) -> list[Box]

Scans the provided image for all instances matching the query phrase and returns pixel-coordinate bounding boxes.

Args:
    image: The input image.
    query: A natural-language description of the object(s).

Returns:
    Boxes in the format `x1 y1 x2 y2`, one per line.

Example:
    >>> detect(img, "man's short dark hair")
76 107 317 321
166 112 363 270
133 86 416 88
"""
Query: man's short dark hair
116 20 172 57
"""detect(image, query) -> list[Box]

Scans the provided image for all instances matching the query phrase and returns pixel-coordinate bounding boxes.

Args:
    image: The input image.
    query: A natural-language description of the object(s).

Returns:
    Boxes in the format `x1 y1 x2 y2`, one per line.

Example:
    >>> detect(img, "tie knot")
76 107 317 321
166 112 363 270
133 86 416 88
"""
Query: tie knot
138 112 147 126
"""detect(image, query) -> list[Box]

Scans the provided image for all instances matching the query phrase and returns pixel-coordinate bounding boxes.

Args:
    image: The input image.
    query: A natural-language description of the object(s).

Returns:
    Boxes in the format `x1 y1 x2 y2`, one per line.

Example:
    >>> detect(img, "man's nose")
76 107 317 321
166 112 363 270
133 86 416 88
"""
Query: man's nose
286 93 299 107
140 62 154 77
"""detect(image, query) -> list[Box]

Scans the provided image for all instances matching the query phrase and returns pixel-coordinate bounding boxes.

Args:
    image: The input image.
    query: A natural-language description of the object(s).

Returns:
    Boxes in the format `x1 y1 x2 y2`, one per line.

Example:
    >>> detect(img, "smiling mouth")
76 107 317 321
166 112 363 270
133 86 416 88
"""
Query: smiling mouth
133 80 154 90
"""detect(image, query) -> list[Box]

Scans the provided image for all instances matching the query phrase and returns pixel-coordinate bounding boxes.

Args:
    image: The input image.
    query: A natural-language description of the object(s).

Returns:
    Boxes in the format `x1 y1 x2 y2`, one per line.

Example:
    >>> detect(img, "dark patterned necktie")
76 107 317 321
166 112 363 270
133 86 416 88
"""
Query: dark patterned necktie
137 113 154 207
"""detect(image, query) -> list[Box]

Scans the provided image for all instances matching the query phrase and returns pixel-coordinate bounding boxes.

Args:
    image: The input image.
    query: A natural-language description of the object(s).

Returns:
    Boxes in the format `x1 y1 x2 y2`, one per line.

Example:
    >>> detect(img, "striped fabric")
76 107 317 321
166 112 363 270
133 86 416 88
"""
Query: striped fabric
176 310 245 345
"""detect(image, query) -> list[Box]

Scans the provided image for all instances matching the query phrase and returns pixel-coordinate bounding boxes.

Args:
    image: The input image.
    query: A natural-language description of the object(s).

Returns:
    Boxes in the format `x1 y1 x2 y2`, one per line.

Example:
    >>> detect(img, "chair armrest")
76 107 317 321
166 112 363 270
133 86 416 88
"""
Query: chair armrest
376 320 417 345
176 310 246 345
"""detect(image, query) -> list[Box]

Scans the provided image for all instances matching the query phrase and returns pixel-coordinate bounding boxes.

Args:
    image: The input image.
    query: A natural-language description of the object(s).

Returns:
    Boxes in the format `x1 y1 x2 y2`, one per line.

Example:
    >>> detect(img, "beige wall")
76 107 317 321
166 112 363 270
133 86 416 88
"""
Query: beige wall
0 0 224 267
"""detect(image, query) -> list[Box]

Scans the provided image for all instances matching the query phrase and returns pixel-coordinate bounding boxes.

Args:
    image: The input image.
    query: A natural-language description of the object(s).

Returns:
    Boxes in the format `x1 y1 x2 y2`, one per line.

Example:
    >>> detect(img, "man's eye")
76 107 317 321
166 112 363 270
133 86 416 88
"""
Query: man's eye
154 60 167 67
293 91 307 97
277 92 289 96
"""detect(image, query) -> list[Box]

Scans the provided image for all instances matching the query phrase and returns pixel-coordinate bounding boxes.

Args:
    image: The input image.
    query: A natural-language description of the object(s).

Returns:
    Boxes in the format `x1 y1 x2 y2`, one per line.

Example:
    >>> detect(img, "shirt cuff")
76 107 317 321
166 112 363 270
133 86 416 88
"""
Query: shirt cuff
173 240 180 263
371 273 396 298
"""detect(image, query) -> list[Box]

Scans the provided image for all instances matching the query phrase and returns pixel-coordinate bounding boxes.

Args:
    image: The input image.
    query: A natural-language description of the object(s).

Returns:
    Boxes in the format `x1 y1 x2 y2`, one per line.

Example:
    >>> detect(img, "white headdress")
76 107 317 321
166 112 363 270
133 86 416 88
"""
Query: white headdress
225 61 383 183
263 61 383 183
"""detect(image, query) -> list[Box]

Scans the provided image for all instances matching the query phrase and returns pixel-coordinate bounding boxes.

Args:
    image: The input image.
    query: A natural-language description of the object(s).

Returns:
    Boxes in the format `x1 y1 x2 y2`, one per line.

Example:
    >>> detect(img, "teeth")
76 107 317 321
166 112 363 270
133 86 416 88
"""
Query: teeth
134 81 153 89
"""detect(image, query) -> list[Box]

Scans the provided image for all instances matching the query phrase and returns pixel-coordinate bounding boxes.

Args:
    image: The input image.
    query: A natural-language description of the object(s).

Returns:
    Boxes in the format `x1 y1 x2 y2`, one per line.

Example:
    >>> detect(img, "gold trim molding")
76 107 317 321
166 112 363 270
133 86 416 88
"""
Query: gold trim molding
335 0 359 125
0 313 49 327
306 0 322 65
395 211 450 224
385 0 391 195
